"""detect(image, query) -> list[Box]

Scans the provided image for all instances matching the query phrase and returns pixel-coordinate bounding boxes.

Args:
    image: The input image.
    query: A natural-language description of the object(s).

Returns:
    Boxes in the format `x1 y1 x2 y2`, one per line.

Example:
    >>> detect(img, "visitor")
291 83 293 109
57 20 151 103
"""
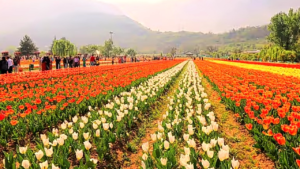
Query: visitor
83 55 87 67
39 56 43 71
0 57 8 74
7 56 13 73
90 55 95 66
112 57 114 65
55 56 61 69
74 56 79 67
13 56 20 73
68 56 73 68
43 56 51 70
63 57 68 68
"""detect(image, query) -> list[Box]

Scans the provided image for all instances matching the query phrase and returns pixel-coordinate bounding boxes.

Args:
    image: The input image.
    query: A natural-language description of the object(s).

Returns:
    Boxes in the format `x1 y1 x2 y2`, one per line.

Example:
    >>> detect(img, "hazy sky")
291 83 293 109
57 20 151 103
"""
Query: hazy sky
98 0 300 32
0 0 300 33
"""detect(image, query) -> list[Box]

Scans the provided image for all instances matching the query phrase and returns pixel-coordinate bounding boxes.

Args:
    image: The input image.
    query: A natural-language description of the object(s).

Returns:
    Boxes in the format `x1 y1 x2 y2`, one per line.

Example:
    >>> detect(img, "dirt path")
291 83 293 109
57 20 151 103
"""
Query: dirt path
200 75 275 169
121 65 188 169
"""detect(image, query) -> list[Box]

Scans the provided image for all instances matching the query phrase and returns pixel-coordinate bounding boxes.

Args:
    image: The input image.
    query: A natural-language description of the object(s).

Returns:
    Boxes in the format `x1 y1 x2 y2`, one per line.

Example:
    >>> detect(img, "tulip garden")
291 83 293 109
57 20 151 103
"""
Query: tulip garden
2 57 300 169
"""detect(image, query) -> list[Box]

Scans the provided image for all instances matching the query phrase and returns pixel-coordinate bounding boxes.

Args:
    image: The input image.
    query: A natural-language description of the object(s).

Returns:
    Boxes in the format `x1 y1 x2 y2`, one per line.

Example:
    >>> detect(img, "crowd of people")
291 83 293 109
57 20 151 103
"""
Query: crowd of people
0 53 170 74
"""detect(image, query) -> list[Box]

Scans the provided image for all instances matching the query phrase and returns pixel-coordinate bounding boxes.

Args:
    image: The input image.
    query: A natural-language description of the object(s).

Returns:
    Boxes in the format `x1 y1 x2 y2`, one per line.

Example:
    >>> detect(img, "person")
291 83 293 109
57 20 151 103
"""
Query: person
83 55 87 67
39 56 43 71
63 57 68 68
7 56 13 73
68 56 73 68
55 56 61 69
90 55 95 66
42 56 51 70
202 57 204 60
0 57 8 74
13 56 20 73
74 56 79 67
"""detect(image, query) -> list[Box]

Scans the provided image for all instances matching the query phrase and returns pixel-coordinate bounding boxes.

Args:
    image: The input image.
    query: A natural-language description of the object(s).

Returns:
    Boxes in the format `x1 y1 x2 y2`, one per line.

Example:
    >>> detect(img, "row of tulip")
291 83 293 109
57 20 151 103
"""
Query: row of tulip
2 61 187 169
215 59 300 69
210 60 300 78
141 61 239 169
195 60 300 168
0 61 183 145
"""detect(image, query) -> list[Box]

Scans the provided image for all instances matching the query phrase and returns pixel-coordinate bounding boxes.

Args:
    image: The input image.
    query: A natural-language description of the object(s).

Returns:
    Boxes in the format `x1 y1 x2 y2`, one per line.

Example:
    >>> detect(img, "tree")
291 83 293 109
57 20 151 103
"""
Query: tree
101 40 113 58
268 8 300 50
126 48 137 57
50 36 56 53
51 39 77 56
112 47 124 57
170 47 176 57
18 35 38 56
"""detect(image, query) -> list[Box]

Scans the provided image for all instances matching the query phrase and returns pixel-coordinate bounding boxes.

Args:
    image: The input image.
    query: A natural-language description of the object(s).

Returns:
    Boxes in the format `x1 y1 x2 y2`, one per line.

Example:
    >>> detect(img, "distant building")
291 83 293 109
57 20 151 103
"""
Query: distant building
243 50 260 54
185 52 194 57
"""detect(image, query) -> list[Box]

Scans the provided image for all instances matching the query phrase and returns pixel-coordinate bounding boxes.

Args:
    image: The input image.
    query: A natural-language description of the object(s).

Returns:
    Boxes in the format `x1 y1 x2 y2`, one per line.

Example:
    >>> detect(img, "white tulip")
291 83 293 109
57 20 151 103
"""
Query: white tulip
95 119 101 125
90 158 98 164
218 137 224 147
218 149 229 161
45 147 53 157
103 123 110 130
79 122 85 129
110 123 113 129
52 163 60 169
72 116 78 123
57 138 64 146
35 150 44 161
61 123 67 130
186 162 194 169
157 132 162 140
39 160 48 169
40 134 47 141
202 142 211 152
81 116 88 124
75 149 83 161
169 135 175 144
72 132 78 140
101 117 106 123
84 141 92 150
202 159 210 169
141 161 146 169
69 128 74 134
60 134 68 140
142 153 148 160
150 133 157 141
207 150 214 158
83 132 90 140
142 142 149 152
164 140 170 150
160 158 167 166
21 160 30 169
51 140 58 147
210 139 217 147
183 134 189 141
96 129 100 137
231 157 240 169
184 147 190 155
187 139 196 148
19 146 28 154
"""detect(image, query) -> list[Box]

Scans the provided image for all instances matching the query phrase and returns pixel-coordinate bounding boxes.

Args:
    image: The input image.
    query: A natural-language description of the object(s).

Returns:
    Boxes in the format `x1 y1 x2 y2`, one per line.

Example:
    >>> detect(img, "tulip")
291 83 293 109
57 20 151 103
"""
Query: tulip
142 153 148 160
110 123 114 129
95 119 101 125
52 128 59 136
103 123 110 131
179 154 189 166
21 160 30 169
57 138 64 146
218 149 229 161
157 132 162 140
71 132 78 140
72 116 78 123
164 140 170 150
39 160 48 169
188 128 194 135
51 140 58 147
184 147 190 155
52 164 60 169
45 147 53 157
202 142 211 152
231 157 240 169
187 139 196 148
83 132 90 140
142 142 149 152
141 161 146 169
80 122 85 129
90 158 98 164
161 158 167 166
61 123 67 130
186 162 194 169
210 139 217 147
19 146 28 154
84 141 92 150
69 128 74 134
101 118 106 123
75 149 83 161
93 123 98 129
207 150 214 158
60 134 68 140
81 116 88 124
169 135 175 144
40 134 47 141
35 150 44 161
150 133 157 141
116 115 122 122
96 129 100 137
201 159 210 169
218 137 224 147
183 134 189 141
166 123 171 129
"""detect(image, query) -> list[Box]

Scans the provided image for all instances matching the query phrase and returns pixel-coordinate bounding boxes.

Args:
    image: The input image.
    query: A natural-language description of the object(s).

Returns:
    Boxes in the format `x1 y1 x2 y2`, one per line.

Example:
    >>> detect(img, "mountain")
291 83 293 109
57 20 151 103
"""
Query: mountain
0 0 270 53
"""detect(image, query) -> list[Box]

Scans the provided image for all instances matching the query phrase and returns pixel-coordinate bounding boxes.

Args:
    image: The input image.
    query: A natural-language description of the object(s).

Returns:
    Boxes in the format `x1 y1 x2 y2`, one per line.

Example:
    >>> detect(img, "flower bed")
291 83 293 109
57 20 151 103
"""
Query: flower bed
195 60 300 168
142 61 239 169
0 61 183 146
2 61 187 168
